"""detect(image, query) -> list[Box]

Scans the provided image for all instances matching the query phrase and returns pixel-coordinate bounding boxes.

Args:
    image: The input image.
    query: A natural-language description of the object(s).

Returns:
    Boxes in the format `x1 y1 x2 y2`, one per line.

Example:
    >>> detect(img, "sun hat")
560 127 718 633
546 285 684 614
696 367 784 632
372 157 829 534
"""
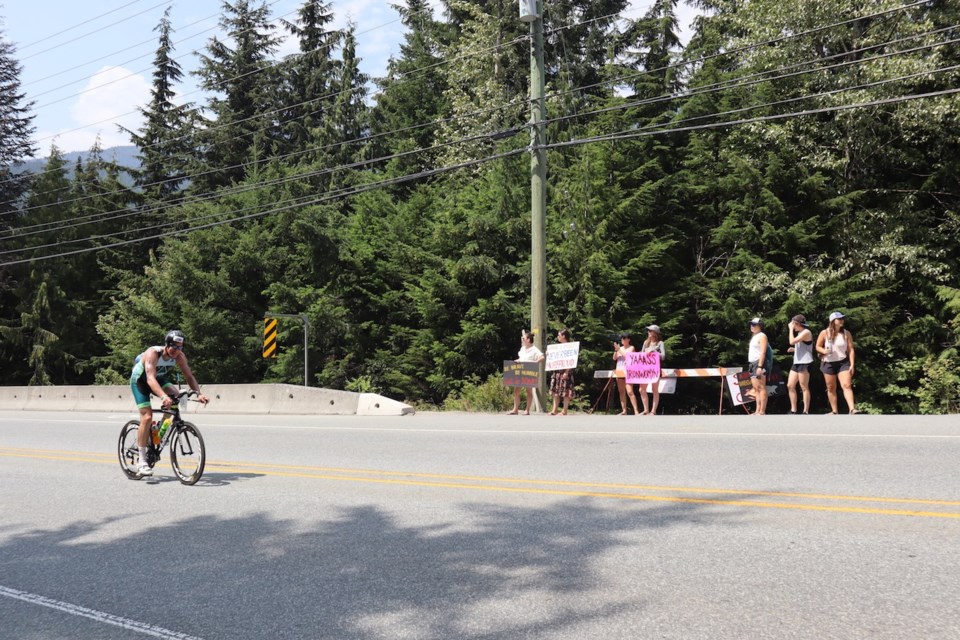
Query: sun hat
829 311 845 321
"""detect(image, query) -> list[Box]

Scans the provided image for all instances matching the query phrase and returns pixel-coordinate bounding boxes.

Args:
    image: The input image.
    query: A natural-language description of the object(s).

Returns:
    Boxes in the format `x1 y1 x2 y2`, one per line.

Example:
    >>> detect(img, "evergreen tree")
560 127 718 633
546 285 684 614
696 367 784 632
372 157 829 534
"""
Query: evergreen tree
125 7 194 205
192 0 282 192
367 0 449 180
277 0 340 159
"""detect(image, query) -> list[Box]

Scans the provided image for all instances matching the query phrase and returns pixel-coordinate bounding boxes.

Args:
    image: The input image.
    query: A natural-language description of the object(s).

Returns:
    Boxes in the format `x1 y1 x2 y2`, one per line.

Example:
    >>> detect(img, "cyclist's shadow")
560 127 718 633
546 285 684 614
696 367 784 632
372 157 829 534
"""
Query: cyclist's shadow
145 472 265 487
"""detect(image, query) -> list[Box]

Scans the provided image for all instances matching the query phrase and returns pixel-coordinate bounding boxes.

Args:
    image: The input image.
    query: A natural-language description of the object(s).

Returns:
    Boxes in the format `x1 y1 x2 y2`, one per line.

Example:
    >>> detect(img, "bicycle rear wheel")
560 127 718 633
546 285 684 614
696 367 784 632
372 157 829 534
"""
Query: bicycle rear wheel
117 420 141 479
170 422 205 485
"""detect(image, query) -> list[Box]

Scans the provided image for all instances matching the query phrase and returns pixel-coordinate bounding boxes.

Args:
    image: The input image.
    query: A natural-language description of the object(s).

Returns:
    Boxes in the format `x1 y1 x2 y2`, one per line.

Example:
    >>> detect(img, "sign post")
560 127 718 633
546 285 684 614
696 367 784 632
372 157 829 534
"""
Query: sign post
263 313 310 386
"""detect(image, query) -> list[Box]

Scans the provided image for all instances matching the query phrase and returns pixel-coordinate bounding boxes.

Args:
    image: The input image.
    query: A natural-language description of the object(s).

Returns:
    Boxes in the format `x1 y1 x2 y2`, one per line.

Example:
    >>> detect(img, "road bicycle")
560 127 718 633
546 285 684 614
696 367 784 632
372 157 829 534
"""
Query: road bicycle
117 389 206 485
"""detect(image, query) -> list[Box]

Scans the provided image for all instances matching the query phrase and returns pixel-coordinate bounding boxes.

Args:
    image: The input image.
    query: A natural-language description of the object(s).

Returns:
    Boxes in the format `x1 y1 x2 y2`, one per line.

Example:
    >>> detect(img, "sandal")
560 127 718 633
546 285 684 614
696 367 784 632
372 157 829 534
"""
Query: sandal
505 410 518 415
850 409 861 415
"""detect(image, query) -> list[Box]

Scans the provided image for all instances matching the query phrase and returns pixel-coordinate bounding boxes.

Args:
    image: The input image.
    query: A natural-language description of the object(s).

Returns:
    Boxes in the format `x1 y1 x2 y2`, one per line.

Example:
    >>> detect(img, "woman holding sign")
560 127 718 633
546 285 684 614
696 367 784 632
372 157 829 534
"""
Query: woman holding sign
507 329 545 415
640 324 667 415
613 333 641 415
549 329 576 415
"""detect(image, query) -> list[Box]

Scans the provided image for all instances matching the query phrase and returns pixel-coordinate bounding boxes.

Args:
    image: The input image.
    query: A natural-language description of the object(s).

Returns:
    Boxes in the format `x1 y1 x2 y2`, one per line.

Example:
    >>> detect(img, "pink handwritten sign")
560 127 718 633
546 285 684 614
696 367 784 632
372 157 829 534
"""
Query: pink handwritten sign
624 351 661 384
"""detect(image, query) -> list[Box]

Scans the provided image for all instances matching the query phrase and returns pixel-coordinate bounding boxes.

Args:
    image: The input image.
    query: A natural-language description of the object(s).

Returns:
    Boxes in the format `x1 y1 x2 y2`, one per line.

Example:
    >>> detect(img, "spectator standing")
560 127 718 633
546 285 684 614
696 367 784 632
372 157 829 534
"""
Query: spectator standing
549 329 576 415
640 324 666 415
786 314 814 414
747 317 771 415
613 333 641 415
506 329 544 415
816 311 859 414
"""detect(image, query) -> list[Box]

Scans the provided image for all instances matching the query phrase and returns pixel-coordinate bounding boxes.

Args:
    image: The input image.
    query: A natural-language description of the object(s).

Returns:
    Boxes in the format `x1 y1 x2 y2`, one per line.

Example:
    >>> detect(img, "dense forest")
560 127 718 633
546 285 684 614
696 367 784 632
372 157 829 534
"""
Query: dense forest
1 0 959 413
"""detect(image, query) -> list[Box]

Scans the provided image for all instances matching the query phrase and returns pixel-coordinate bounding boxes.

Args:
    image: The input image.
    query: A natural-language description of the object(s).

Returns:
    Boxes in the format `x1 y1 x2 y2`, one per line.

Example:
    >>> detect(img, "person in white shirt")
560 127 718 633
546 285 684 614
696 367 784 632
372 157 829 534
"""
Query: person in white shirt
816 311 859 414
640 324 667 415
786 314 814 414
747 317 771 415
506 329 544 415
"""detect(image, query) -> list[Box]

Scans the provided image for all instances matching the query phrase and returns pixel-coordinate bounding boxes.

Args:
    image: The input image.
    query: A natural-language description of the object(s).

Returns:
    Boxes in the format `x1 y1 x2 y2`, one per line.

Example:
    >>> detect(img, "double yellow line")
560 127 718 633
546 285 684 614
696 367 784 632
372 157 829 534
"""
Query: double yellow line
4 446 960 519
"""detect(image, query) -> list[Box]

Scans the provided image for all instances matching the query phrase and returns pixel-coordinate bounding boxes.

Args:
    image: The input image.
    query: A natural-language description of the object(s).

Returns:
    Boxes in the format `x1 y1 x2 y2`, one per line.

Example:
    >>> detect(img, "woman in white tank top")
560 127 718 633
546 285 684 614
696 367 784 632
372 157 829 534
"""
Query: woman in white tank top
816 311 858 414
786 314 814 414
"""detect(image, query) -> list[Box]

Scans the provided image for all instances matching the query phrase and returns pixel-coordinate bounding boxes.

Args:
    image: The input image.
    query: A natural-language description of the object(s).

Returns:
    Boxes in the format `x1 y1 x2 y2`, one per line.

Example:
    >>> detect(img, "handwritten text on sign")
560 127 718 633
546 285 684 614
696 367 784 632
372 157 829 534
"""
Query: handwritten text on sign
503 361 540 387
545 341 580 371
624 351 661 384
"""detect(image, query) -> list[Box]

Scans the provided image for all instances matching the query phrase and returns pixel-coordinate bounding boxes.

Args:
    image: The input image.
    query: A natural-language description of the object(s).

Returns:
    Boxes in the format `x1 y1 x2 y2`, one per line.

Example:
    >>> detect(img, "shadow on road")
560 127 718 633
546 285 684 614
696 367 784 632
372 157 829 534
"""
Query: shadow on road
0 495 748 639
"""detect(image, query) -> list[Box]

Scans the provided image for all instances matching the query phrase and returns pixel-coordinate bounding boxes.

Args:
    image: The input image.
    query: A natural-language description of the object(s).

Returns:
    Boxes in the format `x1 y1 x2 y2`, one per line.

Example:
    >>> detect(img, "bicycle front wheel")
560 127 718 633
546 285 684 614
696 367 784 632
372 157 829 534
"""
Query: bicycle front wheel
117 420 141 479
170 422 205 485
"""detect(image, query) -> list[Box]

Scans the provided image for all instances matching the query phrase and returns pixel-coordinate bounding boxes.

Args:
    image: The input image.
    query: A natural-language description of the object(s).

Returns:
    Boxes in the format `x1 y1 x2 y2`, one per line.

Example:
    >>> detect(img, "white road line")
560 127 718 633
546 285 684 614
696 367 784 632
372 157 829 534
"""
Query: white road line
0 585 204 640
2 417 959 438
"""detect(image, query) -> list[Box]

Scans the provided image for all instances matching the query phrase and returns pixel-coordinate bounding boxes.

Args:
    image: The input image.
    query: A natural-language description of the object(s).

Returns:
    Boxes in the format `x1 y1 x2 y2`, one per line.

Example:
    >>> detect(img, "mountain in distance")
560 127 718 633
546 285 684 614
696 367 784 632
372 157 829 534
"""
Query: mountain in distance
16 145 141 178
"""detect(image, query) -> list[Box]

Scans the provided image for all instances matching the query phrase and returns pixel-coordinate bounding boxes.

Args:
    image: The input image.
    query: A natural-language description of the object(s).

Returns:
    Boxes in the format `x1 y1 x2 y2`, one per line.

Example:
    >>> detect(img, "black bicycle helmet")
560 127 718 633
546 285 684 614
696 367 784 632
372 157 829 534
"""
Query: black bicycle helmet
165 329 186 348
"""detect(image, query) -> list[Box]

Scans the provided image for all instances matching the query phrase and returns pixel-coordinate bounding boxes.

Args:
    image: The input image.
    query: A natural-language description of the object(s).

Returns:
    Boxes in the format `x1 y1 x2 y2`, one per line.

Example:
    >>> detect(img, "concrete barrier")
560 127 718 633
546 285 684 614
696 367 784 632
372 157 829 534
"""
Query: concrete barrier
0 384 414 416
24 385 79 411
358 393 416 416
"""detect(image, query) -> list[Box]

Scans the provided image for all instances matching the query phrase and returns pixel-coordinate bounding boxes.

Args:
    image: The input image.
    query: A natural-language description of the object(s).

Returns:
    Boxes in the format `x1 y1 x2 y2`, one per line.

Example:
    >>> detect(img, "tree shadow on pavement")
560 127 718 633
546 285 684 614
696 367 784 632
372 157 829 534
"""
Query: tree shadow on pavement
0 494 746 639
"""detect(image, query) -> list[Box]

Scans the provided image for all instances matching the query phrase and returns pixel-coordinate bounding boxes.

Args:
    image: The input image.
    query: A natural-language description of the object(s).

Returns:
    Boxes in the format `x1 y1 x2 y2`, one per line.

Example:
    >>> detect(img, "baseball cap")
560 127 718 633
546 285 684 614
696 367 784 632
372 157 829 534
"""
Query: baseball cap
829 311 845 321
791 314 808 327
749 317 764 327
646 324 660 332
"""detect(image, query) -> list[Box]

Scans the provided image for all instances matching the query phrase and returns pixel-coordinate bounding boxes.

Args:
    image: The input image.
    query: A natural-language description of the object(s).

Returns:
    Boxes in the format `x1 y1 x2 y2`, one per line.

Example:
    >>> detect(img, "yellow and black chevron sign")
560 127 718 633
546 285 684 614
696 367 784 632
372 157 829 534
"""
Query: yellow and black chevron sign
263 318 278 358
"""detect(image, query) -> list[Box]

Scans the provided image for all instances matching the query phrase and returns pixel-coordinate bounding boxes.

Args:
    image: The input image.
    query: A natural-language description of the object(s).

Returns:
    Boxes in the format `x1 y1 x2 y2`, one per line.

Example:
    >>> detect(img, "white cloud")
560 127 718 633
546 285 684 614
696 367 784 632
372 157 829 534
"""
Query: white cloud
46 66 153 153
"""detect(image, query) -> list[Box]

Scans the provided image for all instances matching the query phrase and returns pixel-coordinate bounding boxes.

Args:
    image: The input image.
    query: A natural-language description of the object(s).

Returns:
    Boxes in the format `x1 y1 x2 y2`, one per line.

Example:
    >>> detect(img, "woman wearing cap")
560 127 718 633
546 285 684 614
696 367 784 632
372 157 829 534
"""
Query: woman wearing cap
816 312 858 414
613 333 640 415
786 315 814 414
640 325 666 415
747 317 772 415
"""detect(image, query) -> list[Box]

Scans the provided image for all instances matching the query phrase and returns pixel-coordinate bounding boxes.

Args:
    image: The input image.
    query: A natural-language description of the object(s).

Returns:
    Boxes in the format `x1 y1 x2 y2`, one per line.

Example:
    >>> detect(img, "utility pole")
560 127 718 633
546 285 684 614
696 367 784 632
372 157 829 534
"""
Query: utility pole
521 0 548 406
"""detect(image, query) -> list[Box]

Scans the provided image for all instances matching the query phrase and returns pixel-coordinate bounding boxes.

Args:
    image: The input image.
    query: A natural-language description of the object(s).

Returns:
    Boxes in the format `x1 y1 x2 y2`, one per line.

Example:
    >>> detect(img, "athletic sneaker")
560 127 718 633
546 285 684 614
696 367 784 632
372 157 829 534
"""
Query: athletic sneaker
137 464 153 477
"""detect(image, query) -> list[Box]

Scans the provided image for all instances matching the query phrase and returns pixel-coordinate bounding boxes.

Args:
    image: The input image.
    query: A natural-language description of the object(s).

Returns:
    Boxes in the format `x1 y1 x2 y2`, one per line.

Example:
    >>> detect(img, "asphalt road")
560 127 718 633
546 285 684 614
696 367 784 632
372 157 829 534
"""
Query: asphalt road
1 410 959 640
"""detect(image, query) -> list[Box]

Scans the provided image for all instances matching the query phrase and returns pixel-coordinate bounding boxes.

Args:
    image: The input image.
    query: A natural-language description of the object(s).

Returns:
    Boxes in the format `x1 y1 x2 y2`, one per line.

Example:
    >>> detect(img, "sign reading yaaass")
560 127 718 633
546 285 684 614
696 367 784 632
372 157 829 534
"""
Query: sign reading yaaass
624 351 661 385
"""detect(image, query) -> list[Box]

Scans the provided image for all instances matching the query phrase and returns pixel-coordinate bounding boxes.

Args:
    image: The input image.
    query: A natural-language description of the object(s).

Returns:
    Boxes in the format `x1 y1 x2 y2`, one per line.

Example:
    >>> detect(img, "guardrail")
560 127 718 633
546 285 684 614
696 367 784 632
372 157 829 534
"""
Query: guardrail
0 384 414 416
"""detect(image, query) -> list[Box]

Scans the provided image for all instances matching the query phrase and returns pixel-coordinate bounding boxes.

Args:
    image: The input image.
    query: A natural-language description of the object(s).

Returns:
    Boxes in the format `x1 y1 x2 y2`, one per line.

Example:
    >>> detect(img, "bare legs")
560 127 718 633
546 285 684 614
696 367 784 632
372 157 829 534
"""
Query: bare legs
616 378 640 415
787 370 811 413
751 375 768 415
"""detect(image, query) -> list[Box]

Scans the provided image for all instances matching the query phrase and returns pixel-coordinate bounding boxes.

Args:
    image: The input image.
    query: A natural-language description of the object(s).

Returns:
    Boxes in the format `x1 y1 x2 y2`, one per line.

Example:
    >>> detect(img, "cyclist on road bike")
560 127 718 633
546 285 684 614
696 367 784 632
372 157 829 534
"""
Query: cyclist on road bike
130 330 209 476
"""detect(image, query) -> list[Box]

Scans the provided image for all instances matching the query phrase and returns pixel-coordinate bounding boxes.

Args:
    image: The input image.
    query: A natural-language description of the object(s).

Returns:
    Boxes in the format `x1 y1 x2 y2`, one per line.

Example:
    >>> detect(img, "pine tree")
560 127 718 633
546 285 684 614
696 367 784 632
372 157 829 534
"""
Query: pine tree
125 7 194 204
277 0 340 159
367 0 449 179
192 0 282 191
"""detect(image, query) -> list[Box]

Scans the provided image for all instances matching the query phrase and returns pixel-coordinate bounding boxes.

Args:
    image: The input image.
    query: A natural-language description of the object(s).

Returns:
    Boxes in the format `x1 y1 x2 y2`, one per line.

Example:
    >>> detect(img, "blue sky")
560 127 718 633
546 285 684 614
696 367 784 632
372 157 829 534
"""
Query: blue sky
1 0 698 154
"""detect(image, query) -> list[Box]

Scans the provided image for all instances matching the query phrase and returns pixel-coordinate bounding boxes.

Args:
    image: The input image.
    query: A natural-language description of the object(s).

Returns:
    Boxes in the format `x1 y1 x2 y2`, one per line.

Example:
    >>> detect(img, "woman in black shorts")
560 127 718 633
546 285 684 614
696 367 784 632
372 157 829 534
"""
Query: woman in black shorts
786 314 814 414
816 311 859 414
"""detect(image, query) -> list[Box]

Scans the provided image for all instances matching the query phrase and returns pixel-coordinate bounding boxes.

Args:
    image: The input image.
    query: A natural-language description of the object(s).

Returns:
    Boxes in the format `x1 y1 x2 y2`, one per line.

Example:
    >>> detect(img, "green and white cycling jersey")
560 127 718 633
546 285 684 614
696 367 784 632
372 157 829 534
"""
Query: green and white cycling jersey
130 346 178 389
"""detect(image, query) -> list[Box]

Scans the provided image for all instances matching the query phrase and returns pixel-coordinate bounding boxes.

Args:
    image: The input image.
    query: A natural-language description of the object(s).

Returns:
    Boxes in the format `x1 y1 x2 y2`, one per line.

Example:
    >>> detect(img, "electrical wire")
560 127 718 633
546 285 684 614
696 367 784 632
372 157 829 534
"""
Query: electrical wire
17 0 153 50
4 1 951 248
7 22 951 229
0 146 528 267
6 80 956 266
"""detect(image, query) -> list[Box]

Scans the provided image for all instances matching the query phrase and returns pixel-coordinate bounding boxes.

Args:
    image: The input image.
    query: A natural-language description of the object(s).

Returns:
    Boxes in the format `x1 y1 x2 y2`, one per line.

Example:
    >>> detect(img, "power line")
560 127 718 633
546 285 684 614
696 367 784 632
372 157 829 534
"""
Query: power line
15 20 954 220
20 0 174 62
17 0 157 50
0 146 528 267
6 26 953 236
6 77 955 265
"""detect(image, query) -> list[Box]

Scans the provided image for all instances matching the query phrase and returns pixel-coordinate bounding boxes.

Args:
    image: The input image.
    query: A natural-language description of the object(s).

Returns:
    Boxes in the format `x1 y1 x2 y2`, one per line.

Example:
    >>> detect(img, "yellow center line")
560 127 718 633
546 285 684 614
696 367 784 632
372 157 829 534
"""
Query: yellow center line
3 448 960 519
